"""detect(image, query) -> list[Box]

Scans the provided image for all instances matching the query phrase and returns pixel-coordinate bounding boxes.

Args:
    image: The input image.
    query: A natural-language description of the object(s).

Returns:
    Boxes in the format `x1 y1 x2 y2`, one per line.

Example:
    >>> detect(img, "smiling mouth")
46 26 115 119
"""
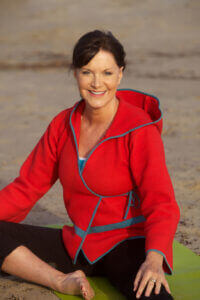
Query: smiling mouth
89 90 106 96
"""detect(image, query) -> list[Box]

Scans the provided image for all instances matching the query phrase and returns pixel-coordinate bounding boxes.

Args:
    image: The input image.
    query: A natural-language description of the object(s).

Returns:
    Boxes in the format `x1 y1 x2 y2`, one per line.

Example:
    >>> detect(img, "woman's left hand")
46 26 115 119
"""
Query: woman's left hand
133 251 171 298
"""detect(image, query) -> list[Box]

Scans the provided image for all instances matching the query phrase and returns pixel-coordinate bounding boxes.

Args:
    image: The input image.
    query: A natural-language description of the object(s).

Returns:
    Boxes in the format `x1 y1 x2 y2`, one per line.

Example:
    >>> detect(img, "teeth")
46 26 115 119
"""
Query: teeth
90 91 105 95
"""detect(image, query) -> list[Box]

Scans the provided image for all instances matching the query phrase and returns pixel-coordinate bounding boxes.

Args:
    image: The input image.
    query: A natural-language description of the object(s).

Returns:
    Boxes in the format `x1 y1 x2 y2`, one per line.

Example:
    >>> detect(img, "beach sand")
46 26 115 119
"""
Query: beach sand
0 0 199 298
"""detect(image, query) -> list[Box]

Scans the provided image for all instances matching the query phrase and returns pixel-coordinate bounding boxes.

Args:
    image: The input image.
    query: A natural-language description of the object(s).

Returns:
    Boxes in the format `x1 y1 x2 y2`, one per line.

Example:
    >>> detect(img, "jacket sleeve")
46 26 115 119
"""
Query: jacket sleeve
0 116 60 223
130 124 180 273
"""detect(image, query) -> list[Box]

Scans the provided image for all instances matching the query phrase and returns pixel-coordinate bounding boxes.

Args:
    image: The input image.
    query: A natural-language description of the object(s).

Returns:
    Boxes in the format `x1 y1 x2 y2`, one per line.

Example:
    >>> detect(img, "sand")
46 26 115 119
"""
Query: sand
0 0 199 298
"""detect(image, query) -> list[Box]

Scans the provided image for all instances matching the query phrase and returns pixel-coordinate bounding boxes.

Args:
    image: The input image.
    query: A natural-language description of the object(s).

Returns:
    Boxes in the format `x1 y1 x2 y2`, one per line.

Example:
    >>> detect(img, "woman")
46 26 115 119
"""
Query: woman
0 30 180 300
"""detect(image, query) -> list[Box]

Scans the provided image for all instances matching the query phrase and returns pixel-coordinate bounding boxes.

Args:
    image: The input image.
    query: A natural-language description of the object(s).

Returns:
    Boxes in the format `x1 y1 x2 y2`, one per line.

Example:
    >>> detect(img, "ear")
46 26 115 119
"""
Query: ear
73 69 78 79
118 66 124 84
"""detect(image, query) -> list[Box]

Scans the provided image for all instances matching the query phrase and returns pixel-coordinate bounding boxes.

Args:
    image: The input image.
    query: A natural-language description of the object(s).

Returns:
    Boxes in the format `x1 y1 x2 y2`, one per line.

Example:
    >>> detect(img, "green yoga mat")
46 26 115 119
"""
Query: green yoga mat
50 225 200 300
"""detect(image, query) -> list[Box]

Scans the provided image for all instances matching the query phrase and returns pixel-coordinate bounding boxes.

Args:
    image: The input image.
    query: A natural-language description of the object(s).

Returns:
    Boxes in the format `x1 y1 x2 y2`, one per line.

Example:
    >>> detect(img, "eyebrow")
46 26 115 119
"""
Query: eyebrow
81 67 113 71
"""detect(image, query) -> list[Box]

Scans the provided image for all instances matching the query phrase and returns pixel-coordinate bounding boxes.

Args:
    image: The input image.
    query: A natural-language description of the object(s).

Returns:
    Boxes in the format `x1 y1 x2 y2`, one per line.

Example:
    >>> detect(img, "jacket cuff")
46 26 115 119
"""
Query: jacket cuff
146 249 172 275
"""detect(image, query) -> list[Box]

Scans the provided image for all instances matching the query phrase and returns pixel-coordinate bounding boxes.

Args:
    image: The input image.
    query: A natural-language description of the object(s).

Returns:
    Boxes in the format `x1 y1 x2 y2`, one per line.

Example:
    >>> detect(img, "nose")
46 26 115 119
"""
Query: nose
91 74 101 89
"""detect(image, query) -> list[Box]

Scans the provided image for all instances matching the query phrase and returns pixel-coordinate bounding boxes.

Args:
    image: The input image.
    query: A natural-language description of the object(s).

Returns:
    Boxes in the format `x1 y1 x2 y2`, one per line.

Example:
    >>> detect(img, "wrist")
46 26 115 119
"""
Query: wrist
146 250 164 265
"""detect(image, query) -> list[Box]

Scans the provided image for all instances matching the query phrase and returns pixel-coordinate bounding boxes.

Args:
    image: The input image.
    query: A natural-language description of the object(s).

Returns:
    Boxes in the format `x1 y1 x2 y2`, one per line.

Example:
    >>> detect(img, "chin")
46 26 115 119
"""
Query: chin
87 101 106 110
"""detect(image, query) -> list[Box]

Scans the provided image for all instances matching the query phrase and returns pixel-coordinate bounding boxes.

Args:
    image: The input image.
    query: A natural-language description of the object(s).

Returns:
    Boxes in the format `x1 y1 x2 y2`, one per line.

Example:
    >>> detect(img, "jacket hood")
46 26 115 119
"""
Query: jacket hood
116 89 163 134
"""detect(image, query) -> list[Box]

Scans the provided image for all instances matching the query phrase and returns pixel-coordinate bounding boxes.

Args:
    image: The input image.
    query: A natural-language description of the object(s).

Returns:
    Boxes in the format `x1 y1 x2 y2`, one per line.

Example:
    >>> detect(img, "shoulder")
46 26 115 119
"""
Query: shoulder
52 106 72 124
110 100 153 137
50 103 78 131
44 104 78 142
121 100 152 123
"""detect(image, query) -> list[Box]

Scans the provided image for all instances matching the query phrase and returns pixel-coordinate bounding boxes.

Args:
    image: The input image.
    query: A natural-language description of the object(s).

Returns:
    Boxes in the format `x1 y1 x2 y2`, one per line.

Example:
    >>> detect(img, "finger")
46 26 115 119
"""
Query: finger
154 280 162 295
133 270 142 291
145 279 156 297
136 274 150 299
163 278 171 294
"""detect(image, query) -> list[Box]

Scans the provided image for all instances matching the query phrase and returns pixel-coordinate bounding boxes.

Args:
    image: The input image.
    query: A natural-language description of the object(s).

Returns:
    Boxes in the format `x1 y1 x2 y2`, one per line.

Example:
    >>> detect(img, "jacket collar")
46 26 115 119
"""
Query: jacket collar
70 89 162 147
70 89 162 143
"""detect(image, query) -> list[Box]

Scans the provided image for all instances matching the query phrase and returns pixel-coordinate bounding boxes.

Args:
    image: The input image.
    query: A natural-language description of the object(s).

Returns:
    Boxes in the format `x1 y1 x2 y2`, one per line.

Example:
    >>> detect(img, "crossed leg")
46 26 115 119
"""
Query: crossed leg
0 222 174 300
0 221 94 300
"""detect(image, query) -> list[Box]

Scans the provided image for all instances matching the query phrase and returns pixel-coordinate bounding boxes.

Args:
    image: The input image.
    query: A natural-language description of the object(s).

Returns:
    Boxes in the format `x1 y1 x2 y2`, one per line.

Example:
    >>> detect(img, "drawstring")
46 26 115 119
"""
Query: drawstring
133 190 140 208
123 190 140 219
123 191 133 219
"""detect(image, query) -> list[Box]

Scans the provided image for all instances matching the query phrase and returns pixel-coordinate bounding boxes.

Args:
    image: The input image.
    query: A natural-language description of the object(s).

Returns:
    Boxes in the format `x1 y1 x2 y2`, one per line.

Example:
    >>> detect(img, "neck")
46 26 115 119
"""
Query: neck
83 97 119 126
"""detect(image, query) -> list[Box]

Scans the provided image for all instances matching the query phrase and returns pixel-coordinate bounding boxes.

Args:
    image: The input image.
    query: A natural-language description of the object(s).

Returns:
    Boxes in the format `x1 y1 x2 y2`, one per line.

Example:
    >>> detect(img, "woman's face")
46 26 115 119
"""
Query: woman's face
74 49 123 110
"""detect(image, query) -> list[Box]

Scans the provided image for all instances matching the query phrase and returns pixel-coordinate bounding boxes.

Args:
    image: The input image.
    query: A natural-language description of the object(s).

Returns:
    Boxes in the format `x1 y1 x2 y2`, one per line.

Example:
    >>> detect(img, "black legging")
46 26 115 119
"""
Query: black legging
0 221 173 300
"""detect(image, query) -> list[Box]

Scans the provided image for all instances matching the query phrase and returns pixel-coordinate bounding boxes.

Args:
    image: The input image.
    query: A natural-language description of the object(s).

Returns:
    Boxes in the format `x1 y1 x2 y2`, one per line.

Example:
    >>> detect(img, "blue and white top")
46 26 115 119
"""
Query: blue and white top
78 157 86 173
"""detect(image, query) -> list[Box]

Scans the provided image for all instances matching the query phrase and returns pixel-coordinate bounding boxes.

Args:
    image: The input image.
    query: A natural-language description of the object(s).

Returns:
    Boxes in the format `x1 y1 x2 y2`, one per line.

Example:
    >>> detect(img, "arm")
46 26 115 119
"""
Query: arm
0 116 61 223
129 125 180 297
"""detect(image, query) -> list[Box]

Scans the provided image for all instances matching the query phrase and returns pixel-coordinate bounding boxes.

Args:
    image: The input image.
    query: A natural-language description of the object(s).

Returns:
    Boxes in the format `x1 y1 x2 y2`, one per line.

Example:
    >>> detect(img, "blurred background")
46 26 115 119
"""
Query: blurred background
0 0 199 298
0 0 199 287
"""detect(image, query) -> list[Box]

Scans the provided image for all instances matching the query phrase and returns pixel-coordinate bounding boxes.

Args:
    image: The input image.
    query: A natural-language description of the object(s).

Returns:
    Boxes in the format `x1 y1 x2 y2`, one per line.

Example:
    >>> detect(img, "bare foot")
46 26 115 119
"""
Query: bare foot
56 270 95 300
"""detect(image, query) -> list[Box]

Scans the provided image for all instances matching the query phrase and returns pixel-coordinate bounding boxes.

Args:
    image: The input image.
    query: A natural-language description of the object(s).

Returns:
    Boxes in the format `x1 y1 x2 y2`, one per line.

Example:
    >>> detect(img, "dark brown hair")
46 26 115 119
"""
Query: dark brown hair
71 30 126 70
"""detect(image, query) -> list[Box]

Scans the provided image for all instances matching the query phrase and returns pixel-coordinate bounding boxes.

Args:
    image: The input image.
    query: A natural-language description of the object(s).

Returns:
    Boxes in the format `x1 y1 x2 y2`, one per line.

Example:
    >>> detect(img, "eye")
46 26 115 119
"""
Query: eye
81 70 90 75
104 71 113 76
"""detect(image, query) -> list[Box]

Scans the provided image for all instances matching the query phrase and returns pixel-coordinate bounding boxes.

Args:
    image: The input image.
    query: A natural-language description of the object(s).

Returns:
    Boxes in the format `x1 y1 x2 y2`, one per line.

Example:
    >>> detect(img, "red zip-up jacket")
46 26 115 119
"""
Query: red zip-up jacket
0 89 180 274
